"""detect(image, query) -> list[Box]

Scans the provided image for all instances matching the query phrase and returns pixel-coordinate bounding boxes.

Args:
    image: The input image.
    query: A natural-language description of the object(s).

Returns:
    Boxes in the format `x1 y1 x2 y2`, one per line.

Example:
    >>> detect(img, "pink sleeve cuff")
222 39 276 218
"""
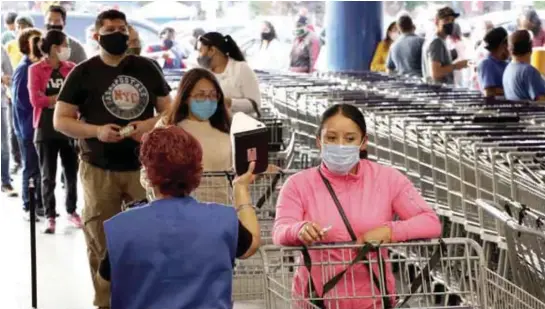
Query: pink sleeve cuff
290 221 308 245
388 221 408 243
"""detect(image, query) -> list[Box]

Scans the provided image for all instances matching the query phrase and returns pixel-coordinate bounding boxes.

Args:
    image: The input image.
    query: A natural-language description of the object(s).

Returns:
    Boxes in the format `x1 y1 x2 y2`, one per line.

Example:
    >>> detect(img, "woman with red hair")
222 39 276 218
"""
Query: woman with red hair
99 126 260 309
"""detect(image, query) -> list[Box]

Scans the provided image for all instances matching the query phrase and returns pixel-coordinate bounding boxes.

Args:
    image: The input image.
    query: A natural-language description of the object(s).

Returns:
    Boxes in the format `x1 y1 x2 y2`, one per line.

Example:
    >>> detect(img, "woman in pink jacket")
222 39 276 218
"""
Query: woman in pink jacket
28 30 81 234
272 103 442 309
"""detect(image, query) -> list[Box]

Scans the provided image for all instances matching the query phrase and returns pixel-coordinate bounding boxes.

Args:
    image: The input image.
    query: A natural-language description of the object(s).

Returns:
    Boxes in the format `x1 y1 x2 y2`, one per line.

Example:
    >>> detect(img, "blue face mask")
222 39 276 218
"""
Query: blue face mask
321 144 361 175
190 99 218 120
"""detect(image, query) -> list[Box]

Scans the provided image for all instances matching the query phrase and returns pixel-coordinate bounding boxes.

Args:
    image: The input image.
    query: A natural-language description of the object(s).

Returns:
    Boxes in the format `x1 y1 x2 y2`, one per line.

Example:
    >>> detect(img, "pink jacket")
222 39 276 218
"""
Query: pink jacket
273 160 442 309
28 59 75 128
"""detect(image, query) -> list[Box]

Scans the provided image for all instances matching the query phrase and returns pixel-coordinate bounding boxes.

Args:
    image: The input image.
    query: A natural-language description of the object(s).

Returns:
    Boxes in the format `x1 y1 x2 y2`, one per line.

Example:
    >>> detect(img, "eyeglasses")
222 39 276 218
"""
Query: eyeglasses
190 91 219 101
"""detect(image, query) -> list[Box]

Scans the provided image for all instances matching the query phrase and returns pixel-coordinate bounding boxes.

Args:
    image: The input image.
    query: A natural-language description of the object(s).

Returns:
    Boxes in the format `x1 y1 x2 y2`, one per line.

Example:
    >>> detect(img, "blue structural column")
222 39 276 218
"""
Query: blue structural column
325 1 383 72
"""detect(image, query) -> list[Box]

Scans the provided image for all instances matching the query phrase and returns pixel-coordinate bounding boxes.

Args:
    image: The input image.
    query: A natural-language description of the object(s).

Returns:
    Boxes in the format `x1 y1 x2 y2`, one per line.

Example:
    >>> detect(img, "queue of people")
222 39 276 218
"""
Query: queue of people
379 6 545 104
18 5 545 309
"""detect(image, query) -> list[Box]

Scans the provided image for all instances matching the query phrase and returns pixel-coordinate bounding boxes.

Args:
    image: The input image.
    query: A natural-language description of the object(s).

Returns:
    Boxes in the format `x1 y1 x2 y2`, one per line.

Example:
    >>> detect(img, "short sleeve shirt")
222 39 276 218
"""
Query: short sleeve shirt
503 62 545 101
57 55 171 171
387 33 425 77
422 35 454 84
477 55 508 91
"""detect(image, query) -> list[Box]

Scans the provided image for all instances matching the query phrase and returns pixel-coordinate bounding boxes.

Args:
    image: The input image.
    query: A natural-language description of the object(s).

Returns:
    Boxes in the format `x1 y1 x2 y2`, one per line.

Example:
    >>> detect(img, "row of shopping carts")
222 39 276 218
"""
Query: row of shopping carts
165 68 545 308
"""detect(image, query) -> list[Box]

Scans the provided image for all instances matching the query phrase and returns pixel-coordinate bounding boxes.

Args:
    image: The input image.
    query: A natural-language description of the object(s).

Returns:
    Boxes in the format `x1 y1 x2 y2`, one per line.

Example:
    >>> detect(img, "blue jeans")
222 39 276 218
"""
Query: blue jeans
18 138 42 211
1 106 10 185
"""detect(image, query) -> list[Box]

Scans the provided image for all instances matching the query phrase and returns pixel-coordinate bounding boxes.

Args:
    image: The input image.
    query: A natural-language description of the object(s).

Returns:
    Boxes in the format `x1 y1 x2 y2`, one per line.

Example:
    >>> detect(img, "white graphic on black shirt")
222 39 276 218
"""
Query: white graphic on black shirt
47 78 64 89
102 75 149 120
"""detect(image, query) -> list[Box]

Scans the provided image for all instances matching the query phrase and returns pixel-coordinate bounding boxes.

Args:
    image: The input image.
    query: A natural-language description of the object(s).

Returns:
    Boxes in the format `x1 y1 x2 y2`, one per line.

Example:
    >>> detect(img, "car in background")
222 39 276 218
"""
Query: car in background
0 11 160 49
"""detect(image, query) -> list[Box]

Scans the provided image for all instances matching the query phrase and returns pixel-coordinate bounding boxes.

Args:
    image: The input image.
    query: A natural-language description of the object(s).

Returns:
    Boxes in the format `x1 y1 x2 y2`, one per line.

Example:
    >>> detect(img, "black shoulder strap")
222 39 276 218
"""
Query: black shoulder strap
318 168 358 240
317 168 392 308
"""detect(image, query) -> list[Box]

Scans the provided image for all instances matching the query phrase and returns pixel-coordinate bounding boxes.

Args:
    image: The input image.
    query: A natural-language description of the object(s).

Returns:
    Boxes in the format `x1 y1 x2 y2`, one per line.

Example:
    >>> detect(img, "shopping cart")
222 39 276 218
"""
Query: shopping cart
195 170 297 219
261 238 545 309
193 170 298 304
476 199 545 302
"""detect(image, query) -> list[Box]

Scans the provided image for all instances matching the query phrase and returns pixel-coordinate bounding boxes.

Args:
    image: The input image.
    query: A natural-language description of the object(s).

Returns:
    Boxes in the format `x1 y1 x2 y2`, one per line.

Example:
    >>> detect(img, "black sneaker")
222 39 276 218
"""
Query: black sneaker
10 163 21 175
1 184 18 197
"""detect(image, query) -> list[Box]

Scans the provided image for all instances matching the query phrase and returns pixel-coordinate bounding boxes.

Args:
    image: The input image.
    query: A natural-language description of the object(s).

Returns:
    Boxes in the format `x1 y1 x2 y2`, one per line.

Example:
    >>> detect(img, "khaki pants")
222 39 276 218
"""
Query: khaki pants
79 161 146 308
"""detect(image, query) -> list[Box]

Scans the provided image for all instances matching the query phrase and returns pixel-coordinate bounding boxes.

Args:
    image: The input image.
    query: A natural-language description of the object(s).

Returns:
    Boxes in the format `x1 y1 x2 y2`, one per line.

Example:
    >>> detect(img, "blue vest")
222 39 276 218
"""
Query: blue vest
104 197 238 309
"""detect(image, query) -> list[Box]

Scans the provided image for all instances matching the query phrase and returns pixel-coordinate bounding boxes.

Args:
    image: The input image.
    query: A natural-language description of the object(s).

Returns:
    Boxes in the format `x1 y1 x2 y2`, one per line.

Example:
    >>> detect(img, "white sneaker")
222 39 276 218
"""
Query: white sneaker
23 211 40 222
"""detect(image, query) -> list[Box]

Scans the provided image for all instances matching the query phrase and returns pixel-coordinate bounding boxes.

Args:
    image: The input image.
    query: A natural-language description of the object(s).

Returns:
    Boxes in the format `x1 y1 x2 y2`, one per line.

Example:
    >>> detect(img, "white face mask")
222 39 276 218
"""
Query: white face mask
57 47 71 61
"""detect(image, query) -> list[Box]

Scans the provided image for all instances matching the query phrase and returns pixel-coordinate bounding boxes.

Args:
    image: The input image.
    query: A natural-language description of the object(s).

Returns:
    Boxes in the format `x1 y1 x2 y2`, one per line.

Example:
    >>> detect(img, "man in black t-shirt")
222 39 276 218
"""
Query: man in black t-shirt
53 9 171 309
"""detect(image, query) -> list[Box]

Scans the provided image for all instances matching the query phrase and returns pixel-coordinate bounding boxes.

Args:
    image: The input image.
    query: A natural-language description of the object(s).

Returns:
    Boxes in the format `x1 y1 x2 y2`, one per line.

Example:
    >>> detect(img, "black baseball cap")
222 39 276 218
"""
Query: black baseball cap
436 7 460 20
483 27 508 51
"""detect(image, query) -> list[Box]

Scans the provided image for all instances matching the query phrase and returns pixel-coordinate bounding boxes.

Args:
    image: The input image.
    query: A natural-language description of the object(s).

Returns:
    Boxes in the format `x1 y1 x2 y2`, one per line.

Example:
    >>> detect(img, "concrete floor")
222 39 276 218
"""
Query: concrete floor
0 172 94 309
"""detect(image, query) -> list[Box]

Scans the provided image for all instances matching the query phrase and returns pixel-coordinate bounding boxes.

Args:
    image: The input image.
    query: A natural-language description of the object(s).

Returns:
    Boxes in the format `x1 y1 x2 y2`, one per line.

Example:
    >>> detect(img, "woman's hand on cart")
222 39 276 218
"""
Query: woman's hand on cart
298 222 329 245
357 225 392 245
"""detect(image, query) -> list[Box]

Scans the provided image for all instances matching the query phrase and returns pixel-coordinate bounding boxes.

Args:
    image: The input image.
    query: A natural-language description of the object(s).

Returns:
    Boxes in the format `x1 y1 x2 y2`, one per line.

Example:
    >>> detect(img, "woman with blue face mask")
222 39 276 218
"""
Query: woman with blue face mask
152 68 232 203
272 103 441 309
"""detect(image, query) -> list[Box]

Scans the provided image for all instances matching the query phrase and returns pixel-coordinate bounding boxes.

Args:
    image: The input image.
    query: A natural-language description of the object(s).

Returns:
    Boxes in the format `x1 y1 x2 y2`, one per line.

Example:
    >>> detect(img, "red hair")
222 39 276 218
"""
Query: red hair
140 126 203 197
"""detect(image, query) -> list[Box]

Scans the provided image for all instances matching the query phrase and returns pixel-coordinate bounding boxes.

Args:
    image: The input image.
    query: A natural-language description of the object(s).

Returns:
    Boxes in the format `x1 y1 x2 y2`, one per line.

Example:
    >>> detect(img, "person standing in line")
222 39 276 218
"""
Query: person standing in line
477 27 510 98
53 10 171 309
448 23 473 88
156 68 232 204
250 21 289 72
386 15 425 77
197 32 261 117
44 5 87 64
28 30 81 234
2 12 18 46
12 28 45 220
1 46 18 197
518 8 545 47
470 20 494 91
289 16 321 73
44 5 87 190
370 21 399 73
6 15 35 68
421 7 468 84
503 30 545 102
144 27 185 69
272 103 441 309
127 25 142 56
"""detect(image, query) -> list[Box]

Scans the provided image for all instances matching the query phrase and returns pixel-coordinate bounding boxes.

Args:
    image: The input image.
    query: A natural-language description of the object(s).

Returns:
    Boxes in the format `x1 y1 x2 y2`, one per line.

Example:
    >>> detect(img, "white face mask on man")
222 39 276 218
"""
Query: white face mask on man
57 46 71 61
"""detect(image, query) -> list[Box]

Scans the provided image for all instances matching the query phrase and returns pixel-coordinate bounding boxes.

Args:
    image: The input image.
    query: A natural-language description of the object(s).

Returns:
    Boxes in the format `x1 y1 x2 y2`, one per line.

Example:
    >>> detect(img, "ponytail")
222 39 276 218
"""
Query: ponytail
199 32 246 62
223 35 245 62
30 36 43 60
40 30 67 56
360 150 368 159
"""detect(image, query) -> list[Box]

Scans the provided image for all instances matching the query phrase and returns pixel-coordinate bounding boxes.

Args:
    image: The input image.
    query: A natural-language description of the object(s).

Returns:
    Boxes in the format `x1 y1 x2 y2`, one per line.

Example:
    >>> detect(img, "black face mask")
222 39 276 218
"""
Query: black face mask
46 24 64 31
443 23 454 36
261 32 274 41
99 32 129 56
